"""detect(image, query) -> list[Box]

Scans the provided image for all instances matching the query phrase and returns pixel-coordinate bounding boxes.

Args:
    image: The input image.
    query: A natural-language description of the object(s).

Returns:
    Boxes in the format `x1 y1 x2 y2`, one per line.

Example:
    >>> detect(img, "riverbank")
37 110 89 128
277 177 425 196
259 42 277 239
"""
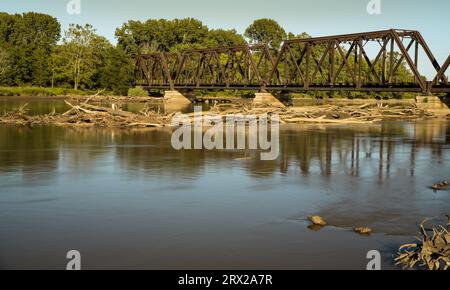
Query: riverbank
0 87 164 106
0 86 94 97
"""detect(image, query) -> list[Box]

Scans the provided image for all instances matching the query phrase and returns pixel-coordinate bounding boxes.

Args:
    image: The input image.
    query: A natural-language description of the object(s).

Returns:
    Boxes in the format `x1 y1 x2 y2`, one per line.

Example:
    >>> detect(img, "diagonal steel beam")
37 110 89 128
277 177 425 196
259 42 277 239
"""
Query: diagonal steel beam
391 30 426 92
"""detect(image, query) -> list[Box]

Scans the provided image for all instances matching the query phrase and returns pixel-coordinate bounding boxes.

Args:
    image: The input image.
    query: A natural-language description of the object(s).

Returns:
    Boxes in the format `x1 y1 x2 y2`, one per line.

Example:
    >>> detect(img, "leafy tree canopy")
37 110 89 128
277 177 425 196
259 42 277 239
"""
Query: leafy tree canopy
115 18 245 55
244 18 287 50
0 12 60 86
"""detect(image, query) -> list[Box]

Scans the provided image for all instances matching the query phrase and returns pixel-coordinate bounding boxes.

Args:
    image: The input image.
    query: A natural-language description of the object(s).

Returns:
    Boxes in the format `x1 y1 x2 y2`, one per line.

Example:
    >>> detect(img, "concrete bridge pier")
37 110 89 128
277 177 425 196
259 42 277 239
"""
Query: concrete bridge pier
163 90 191 105
253 90 285 108
415 95 449 111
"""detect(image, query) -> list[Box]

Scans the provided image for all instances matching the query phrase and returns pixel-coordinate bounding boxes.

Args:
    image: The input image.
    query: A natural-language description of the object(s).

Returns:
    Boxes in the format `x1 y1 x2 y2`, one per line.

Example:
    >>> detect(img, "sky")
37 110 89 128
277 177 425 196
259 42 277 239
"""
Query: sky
1 0 449 78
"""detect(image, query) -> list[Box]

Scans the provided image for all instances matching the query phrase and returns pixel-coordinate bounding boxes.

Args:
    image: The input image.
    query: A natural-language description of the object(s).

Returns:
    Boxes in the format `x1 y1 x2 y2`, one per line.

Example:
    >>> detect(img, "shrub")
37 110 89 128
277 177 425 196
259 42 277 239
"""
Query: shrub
127 87 149 97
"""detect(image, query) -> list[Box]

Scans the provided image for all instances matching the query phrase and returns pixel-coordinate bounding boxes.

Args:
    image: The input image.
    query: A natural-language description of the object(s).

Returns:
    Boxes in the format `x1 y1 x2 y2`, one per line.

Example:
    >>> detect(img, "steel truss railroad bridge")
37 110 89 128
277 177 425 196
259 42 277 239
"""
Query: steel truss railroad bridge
134 29 450 95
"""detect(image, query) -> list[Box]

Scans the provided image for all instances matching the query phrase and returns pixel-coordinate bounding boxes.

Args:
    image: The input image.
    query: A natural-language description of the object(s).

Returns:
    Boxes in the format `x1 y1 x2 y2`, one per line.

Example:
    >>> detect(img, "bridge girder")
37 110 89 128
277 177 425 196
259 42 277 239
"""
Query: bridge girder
135 29 450 94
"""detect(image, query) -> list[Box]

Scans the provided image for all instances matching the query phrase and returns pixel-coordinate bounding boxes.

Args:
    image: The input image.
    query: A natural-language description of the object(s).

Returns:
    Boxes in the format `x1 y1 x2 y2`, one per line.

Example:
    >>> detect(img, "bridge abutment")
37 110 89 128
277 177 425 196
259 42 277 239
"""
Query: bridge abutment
163 90 191 105
415 95 449 111
253 92 285 108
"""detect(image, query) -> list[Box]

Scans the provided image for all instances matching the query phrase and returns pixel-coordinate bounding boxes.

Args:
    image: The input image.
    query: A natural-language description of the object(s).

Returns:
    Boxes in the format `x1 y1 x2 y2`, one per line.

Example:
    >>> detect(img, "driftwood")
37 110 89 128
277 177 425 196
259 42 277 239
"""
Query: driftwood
0 92 170 128
1 94 447 128
395 219 450 270
78 103 136 118
61 99 166 127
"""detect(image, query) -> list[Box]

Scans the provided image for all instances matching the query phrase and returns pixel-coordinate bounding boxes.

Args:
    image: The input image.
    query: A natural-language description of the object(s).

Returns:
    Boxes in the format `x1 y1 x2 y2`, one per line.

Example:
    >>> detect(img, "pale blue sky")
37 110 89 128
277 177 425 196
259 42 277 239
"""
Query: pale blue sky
1 0 449 78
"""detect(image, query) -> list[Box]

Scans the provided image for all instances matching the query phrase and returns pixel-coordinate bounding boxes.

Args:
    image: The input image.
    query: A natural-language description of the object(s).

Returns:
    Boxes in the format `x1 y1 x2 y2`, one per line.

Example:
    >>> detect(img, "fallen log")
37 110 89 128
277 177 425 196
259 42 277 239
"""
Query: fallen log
79 103 136 118
63 100 137 119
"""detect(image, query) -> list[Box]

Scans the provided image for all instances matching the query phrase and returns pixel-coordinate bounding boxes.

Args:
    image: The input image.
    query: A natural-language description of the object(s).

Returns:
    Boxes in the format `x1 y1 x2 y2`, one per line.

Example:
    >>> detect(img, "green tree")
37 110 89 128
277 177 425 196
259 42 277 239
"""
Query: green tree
244 18 287 50
51 24 134 93
0 12 60 86
115 18 245 55
0 47 11 80
116 18 210 55
205 29 246 47
53 24 110 90
96 46 134 95
287 32 311 40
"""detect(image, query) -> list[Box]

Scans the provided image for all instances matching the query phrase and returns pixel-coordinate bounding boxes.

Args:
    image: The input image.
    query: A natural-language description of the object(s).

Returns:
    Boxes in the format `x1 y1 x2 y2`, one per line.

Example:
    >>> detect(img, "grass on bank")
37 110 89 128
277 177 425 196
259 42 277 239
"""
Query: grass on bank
2 86 445 100
0 86 152 98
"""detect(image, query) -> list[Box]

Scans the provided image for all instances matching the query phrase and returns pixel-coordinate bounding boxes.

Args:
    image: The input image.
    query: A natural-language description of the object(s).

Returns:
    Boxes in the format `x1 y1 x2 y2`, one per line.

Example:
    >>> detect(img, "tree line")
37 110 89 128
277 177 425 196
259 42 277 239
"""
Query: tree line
0 13 414 97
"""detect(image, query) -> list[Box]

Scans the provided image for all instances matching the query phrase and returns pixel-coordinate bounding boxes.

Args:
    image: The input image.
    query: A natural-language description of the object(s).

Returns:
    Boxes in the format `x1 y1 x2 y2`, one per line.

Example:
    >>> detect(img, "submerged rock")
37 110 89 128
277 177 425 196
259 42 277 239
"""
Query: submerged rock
354 227 372 235
308 215 327 226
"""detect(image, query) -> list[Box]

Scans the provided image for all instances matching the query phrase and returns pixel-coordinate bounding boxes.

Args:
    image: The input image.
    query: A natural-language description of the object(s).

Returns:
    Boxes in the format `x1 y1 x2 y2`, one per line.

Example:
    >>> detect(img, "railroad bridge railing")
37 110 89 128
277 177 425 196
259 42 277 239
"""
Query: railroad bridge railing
135 29 450 94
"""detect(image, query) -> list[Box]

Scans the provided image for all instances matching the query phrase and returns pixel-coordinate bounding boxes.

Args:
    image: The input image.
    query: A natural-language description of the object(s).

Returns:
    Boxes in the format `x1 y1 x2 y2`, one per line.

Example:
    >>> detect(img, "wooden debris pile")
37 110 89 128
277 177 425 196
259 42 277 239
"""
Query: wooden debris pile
278 104 435 124
395 220 450 270
0 97 448 128
0 100 169 128
213 102 437 124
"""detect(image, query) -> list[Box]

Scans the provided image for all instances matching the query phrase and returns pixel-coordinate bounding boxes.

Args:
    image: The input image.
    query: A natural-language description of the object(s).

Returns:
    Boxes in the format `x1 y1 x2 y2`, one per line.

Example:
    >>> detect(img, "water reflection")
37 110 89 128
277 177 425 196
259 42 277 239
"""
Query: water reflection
0 97 70 115
0 121 449 269
0 97 211 115
0 121 449 182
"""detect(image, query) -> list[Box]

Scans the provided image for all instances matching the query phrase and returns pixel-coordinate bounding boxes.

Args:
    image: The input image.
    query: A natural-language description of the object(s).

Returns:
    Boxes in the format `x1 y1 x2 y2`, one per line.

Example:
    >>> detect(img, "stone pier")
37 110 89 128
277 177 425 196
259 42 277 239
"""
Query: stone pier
253 92 285 108
163 90 191 105
415 95 449 111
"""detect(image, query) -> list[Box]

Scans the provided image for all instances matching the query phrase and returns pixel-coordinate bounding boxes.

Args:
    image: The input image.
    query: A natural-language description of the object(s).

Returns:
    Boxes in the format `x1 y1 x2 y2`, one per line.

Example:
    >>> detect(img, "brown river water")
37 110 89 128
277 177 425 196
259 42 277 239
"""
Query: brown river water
0 99 449 269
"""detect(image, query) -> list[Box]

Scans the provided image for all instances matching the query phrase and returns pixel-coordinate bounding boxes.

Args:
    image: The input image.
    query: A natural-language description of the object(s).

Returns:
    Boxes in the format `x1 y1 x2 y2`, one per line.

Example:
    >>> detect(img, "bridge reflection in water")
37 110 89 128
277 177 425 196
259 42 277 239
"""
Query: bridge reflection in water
0 121 449 183
1 121 450 269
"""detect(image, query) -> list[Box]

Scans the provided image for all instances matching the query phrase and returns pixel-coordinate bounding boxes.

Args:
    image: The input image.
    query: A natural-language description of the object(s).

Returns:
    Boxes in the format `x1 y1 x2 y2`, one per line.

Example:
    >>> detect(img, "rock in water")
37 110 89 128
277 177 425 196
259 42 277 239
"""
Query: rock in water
354 227 372 235
308 215 327 226
431 180 449 191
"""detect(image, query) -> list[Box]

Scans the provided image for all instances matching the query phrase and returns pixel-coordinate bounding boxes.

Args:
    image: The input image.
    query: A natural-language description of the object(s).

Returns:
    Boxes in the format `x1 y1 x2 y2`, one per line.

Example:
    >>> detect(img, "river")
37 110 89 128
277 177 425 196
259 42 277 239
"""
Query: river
0 99 449 269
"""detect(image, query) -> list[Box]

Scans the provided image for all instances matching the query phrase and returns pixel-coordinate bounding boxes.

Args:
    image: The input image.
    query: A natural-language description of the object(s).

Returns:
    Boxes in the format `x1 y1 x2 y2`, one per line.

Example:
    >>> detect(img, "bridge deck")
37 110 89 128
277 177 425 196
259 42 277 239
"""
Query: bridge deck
141 84 450 93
